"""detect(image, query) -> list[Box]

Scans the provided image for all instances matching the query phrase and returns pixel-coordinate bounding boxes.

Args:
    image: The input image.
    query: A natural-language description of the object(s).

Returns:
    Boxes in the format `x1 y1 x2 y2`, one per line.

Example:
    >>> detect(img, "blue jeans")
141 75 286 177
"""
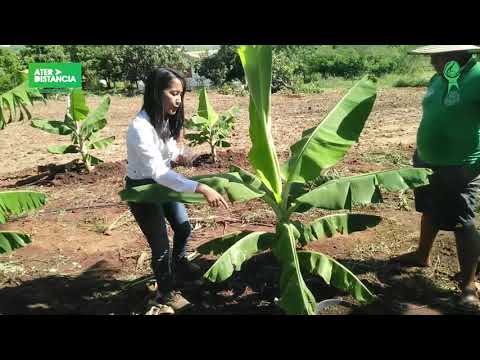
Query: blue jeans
125 177 192 290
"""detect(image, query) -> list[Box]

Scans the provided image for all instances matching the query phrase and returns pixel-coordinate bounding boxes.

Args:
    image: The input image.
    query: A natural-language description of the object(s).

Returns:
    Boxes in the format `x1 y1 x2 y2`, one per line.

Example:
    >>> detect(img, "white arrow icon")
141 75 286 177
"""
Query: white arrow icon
55 69 61 75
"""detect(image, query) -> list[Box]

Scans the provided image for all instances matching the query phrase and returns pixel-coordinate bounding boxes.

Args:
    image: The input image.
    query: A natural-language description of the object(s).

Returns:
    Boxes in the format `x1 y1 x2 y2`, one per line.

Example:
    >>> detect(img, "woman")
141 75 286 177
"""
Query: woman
125 68 228 313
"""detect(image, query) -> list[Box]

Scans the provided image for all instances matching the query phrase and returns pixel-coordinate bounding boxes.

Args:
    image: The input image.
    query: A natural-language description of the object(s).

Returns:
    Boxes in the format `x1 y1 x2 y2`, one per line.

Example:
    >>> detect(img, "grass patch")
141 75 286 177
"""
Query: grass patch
362 150 411 167
378 71 434 88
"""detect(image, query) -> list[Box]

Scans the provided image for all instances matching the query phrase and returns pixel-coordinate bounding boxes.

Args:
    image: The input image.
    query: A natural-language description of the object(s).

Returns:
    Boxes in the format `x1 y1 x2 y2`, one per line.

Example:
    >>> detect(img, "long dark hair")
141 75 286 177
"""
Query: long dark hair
142 68 186 140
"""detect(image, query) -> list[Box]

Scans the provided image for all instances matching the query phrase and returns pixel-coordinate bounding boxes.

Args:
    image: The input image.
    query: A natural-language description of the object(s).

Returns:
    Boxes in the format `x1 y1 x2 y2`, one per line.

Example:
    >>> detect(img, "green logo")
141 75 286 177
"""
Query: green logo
444 61 460 80
29 63 82 92
443 61 461 106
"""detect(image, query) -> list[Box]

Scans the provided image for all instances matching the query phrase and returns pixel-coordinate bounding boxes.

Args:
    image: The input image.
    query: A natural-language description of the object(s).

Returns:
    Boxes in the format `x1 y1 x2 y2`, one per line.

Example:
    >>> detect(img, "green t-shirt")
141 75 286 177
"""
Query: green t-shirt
417 56 480 166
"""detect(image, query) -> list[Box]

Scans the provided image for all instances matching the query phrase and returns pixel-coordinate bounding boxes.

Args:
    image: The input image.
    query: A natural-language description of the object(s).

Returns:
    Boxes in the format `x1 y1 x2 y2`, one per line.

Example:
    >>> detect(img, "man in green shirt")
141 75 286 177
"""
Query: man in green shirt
396 45 480 311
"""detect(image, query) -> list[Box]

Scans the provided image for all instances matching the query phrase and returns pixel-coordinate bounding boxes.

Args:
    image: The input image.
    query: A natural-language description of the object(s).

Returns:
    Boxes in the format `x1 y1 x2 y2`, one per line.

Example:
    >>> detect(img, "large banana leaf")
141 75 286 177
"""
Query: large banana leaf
0 80 44 129
291 168 431 213
202 231 275 282
238 45 283 203
197 231 257 255
230 165 270 194
120 172 264 205
298 250 375 303
284 76 377 184
197 87 218 126
0 231 31 254
0 191 47 224
69 89 89 122
273 223 316 315
296 213 382 246
79 96 110 139
229 165 284 217
31 118 74 135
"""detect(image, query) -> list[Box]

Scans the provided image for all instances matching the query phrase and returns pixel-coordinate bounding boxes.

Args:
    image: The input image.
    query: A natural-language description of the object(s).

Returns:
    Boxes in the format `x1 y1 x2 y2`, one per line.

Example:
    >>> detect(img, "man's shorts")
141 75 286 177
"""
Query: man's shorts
413 151 480 231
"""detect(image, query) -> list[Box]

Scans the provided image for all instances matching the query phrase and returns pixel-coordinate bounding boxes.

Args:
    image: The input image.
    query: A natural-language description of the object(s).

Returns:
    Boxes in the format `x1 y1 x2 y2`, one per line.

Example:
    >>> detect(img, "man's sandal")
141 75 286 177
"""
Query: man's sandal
457 288 480 313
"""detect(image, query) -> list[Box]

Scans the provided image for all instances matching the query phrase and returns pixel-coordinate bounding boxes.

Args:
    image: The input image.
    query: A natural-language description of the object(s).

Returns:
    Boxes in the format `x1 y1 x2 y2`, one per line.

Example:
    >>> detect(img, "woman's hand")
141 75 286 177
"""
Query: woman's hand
195 184 229 209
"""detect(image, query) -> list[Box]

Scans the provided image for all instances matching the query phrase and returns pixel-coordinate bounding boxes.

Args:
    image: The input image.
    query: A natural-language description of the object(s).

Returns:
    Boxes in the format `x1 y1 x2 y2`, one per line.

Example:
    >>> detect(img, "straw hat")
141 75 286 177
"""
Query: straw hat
410 45 480 54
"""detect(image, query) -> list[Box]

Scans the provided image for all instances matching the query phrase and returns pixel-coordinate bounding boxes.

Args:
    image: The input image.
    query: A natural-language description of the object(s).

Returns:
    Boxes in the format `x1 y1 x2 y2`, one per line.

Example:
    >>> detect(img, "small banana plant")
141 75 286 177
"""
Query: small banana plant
185 87 239 163
31 90 113 172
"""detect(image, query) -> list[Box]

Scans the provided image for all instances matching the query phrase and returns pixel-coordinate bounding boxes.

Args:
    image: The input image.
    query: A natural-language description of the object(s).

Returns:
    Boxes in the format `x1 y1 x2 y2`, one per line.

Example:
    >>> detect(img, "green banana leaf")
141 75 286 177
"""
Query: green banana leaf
197 231 257 255
0 231 32 254
217 140 231 148
202 231 275 282
89 136 115 150
296 213 382 246
184 132 209 145
0 80 43 129
64 113 76 130
185 115 209 131
229 165 284 216
229 165 277 198
197 87 218 126
70 89 89 122
2 90 15 119
225 105 240 118
0 191 47 224
273 223 317 315
79 96 110 139
85 154 103 166
47 144 79 154
284 76 377 184
298 250 375 303
292 168 432 213
238 45 283 203
31 118 74 135
120 172 265 205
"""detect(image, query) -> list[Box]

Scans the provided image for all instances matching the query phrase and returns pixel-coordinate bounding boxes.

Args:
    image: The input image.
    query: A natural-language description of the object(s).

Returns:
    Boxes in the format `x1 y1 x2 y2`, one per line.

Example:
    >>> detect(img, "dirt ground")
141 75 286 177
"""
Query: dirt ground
0 88 475 315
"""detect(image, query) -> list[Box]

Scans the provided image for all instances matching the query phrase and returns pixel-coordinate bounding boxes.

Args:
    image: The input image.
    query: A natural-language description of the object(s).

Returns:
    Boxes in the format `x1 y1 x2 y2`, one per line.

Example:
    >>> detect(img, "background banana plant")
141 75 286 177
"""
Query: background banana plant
0 75 47 254
31 90 113 172
185 87 239 163
0 71 44 129
120 45 432 315
0 191 47 254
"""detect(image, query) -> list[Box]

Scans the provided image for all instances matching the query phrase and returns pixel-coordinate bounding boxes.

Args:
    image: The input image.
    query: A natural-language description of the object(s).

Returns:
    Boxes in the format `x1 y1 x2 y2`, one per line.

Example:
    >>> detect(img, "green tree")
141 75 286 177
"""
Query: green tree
63 45 104 90
19 45 69 66
120 45 191 84
0 48 22 93
94 46 124 89
197 45 244 86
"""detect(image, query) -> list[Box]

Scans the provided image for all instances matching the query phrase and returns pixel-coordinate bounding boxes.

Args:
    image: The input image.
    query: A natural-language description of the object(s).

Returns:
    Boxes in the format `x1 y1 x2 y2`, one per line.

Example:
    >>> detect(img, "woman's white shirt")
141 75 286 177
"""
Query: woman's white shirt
126 110 198 193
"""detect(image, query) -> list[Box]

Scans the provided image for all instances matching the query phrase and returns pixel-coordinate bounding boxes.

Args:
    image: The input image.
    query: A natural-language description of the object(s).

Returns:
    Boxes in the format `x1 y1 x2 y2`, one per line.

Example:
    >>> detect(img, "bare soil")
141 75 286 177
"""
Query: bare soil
0 88 475 315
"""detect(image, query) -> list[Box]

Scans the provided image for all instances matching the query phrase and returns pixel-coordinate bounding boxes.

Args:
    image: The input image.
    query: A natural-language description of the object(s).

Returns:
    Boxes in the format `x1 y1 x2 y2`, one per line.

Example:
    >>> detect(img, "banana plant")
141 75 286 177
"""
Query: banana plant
31 90 113 172
0 75 47 254
185 87 239 163
0 71 44 129
0 191 47 254
120 45 432 315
